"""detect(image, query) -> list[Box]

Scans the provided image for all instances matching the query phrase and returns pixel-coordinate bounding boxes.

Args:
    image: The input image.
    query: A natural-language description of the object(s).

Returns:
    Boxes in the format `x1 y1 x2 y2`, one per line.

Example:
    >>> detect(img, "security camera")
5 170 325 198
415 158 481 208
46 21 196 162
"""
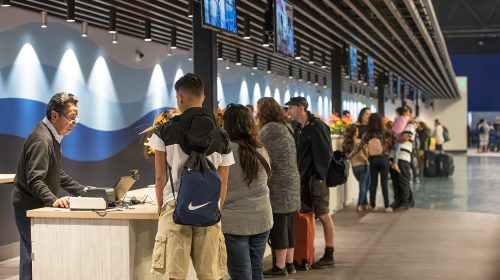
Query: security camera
135 50 145 62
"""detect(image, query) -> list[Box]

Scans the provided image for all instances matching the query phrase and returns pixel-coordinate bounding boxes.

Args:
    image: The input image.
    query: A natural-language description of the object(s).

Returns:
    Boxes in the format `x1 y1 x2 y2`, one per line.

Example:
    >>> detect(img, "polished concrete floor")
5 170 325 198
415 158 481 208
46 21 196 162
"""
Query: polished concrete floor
2 154 500 280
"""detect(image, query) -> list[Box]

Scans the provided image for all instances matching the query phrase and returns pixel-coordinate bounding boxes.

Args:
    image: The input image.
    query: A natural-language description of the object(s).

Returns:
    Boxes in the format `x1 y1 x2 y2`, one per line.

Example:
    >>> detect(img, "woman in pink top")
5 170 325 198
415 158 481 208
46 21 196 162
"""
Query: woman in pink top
390 107 410 173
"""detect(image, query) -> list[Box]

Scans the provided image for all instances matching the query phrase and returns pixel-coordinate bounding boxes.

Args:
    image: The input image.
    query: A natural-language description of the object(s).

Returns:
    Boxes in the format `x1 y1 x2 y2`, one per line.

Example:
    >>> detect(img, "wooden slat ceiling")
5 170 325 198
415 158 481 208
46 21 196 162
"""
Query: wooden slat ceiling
8 0 458 99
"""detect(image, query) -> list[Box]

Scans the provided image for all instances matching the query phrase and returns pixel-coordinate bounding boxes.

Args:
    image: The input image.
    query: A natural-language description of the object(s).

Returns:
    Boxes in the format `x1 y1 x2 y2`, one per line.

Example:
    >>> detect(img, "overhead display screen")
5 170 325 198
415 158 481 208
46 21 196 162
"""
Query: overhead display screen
202 0 237 33
349 45 358 81
367 55 374 86
275 0 294 57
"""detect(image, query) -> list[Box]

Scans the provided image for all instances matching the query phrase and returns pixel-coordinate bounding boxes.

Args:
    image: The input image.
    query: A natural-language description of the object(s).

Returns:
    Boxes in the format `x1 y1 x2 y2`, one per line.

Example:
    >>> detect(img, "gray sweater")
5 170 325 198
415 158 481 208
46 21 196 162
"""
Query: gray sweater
12 121 84 210
259 122 301 213
221 143 273 235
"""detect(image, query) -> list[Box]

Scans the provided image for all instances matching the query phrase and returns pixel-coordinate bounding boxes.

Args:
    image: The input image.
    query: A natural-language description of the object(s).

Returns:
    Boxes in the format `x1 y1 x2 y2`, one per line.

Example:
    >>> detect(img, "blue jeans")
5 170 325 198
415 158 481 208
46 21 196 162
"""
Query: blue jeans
224 231 270 280
12 204 32 280
352 165 370 206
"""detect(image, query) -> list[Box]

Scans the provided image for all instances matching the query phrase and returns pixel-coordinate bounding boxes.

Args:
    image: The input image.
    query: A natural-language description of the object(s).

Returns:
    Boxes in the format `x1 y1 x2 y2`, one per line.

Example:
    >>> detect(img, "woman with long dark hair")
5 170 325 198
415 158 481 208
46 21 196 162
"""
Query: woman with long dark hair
361 113 394 212
221 104 273 280
354 107 371 139
257 97 301 277
343 125 370 212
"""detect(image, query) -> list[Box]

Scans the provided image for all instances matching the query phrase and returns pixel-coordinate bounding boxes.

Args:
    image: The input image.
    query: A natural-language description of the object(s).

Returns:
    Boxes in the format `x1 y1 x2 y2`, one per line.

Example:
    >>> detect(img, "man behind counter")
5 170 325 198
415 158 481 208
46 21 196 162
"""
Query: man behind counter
11 92 86 280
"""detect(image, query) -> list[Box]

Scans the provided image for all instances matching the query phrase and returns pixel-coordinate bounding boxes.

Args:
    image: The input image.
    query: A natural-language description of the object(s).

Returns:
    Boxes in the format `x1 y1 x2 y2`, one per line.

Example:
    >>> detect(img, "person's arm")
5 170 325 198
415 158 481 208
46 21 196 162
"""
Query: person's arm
154 150 167 215
399 123 416 143
311 124 333 180
148 130 168 215
217 166 229 209
60 170 85 196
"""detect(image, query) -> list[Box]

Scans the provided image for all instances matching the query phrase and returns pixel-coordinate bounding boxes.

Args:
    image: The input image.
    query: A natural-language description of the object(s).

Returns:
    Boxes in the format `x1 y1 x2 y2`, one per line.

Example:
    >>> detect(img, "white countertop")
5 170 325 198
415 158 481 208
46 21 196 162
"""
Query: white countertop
0 174 15 184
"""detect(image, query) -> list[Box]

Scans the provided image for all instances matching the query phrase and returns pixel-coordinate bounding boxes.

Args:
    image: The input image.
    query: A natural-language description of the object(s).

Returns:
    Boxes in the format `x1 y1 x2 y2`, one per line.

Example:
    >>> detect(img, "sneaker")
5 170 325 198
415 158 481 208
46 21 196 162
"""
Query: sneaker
384 207 394 213
311 256 335 269
356 205 364 212
263 266 288 278
363 204 372 211
286 263 296 274
391 163 401 173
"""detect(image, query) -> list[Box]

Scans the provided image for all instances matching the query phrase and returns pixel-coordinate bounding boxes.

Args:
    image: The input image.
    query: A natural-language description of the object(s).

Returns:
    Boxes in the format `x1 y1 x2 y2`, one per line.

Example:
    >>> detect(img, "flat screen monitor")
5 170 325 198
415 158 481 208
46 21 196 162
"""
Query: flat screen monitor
275 0 294 57
349 45 358 81
202 0 237 34
367 55 374 86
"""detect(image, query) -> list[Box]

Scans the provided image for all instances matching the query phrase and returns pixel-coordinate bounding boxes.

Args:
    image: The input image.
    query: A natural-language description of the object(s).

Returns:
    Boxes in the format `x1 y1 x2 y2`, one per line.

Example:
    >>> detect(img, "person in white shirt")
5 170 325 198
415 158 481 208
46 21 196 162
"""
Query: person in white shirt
149 73 234 280
433 119 445 151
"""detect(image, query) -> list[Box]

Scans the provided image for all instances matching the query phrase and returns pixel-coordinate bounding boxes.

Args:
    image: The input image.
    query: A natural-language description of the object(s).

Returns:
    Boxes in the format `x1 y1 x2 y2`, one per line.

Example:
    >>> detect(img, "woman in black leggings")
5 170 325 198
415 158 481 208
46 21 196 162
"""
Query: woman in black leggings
361 113 395 212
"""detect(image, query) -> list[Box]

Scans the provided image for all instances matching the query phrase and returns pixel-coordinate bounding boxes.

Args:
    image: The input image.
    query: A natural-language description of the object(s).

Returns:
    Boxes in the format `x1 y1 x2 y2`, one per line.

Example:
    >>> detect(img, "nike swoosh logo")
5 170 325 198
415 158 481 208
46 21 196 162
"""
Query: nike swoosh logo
188 201 211 211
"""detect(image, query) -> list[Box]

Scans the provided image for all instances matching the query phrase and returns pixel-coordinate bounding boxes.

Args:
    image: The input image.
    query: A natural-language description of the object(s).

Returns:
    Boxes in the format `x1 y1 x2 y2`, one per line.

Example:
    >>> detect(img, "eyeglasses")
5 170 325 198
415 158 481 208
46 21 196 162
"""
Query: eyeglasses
59 112 80 125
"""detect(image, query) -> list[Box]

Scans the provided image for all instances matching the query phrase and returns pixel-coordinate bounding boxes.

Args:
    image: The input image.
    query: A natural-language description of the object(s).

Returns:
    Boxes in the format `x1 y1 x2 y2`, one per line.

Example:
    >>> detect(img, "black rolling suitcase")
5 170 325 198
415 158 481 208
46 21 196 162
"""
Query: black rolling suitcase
424 150 437 177
436 153 454 177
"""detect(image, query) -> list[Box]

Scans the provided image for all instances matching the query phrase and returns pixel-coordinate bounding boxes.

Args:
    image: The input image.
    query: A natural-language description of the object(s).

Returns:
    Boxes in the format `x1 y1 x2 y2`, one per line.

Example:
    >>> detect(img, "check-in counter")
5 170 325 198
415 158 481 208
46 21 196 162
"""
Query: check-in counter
0 174 15 184
27 188 198 280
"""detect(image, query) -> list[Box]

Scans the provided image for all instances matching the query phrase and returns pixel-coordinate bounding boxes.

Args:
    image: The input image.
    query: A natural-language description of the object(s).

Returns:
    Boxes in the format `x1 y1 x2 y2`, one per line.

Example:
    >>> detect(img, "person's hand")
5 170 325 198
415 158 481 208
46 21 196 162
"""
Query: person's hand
52 197 70 208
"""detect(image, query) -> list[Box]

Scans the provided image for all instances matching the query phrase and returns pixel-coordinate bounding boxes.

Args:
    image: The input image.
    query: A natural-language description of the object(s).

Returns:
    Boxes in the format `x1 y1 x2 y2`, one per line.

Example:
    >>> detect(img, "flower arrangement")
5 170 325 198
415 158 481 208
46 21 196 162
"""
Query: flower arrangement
140 108 179 157
330 113 352 135
216 107 225 127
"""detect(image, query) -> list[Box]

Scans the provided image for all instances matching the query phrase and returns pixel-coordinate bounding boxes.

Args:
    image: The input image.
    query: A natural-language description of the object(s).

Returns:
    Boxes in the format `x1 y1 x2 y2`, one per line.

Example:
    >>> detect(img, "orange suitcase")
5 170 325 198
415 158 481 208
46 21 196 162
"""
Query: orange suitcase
293 211 315 270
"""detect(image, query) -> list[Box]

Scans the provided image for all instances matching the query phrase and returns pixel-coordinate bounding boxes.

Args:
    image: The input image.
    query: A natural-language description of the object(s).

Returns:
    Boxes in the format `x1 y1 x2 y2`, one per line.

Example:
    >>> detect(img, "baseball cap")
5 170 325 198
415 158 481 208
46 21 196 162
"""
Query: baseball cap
284 97 308 109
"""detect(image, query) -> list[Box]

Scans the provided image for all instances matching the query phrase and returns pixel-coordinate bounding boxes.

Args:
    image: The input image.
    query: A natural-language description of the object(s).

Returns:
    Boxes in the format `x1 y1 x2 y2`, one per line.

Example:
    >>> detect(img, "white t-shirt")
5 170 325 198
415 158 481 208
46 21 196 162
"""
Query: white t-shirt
148 133 235 206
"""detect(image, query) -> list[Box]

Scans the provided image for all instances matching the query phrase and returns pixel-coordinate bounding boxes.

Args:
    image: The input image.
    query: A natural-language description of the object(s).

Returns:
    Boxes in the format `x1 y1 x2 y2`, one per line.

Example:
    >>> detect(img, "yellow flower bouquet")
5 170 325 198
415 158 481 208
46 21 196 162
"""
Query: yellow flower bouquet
330 113 352 135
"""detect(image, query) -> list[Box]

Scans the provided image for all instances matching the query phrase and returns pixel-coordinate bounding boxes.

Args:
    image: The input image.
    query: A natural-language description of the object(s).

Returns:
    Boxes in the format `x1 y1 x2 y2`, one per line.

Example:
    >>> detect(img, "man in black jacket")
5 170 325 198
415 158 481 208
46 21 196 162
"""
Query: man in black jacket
12 92 85 280
286 97 335 269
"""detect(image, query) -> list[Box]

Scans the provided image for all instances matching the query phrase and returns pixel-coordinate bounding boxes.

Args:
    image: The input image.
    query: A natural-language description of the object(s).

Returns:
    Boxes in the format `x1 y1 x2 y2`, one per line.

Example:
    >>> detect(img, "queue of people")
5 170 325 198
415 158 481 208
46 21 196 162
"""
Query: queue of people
344 106 446 213
12 72 456 280
11 74 338 280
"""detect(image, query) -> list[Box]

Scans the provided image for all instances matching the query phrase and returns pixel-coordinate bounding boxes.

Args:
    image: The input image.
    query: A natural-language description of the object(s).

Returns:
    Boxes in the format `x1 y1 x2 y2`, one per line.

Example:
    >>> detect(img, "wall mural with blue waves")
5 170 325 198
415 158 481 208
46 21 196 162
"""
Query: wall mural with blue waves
0 21 332 187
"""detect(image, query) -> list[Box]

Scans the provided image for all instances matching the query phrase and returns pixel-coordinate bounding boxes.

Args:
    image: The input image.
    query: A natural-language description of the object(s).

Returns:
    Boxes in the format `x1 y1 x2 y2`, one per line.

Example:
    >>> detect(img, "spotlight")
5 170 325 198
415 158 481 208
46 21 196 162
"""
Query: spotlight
166 44 172 56
266 58 272 74
144 19 152 42
307 72 311 84
323 76 328 88
299 69 303 81
41 11 48 28
314 74 319 86
289 65 293 79
295 41 302 60
170 27 177 49
67 0 75 22
217 42 224 61
135 50 145 61
188 48 193 61
81 22 88 37
187 0 194 18
374 86 379 90
308 48 314 64
225 60 230 70
112 33 118 44
243 16 251 40
252 54 258 70
235 48 242 65
109 7 117 34
321 53 327 69
262 33 270 47
1 0 10 7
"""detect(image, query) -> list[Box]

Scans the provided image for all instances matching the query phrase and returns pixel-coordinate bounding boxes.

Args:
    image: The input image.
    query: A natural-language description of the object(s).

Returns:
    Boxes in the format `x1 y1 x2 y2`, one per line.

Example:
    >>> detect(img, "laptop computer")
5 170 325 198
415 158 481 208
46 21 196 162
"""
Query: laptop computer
83 170 140 205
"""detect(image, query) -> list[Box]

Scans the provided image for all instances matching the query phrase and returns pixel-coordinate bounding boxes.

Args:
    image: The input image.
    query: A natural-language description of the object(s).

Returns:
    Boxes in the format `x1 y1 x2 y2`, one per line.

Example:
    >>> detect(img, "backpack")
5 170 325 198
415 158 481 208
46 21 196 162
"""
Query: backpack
326 150 349 187
367 137 384 156
168 113 223 227
479 126 485 134
443 126 451 142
